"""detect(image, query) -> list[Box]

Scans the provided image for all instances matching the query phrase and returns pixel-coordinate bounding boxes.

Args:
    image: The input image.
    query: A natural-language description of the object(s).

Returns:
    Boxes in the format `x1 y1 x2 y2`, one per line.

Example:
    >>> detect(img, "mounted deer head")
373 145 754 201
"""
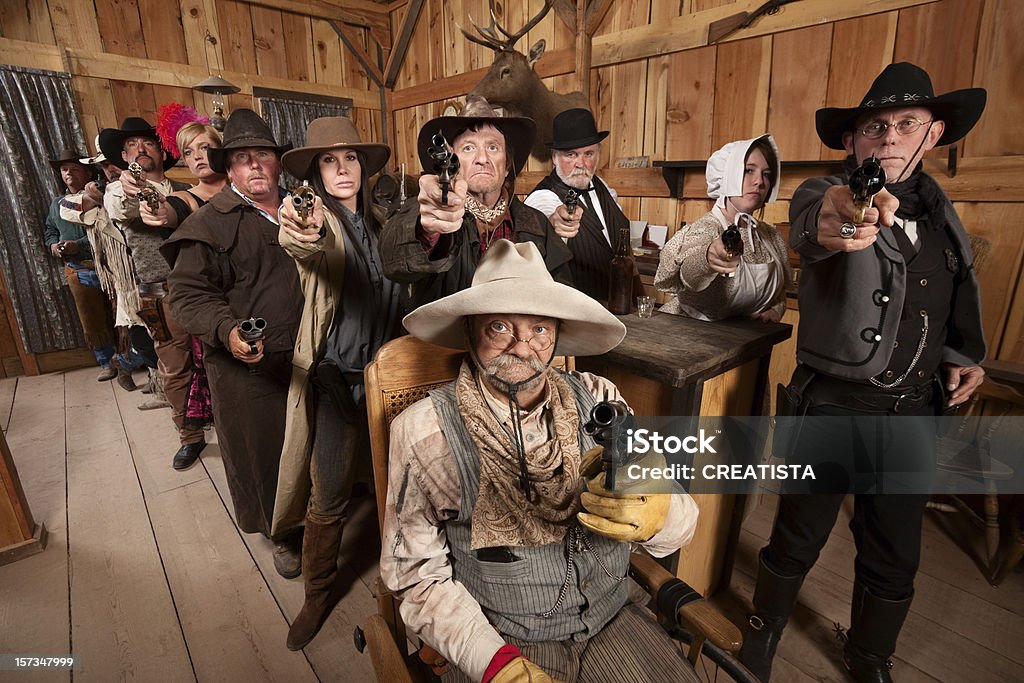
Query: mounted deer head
461 0 587 162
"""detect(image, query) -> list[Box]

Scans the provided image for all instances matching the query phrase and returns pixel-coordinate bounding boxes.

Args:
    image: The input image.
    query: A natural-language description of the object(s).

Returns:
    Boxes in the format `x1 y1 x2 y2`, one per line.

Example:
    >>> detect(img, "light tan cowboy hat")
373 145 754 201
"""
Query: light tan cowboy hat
403 239 626 357
282 116 391 179
80 135 106 165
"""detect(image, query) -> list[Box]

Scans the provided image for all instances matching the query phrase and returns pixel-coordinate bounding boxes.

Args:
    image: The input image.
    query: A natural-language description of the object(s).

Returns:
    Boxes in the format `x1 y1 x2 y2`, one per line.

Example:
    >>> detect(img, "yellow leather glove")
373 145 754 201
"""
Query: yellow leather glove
490 657 563 683
577 448 671 543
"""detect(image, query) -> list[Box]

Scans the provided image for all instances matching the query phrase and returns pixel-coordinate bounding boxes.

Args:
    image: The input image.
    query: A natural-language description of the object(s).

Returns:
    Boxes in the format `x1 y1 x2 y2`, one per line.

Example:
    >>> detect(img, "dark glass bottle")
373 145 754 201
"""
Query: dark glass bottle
607 227 634 315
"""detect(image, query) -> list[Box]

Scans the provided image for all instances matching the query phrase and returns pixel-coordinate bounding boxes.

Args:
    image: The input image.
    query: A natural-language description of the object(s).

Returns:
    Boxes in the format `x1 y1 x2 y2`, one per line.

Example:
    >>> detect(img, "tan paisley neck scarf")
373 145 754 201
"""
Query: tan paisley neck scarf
454 361 583 549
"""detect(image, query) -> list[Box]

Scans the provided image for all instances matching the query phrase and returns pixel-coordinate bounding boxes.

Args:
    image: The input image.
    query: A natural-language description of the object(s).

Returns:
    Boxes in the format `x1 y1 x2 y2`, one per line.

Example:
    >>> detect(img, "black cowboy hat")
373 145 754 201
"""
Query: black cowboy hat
816 62 987 150
48 148 91 173
416 97 535 177
98 117 179 171
207 108 292 174
546 108 609 150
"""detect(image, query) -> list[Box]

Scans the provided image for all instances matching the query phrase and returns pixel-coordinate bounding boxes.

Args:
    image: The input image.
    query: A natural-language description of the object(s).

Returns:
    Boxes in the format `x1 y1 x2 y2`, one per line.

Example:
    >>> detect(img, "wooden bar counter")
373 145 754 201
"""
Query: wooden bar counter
578 310 792 596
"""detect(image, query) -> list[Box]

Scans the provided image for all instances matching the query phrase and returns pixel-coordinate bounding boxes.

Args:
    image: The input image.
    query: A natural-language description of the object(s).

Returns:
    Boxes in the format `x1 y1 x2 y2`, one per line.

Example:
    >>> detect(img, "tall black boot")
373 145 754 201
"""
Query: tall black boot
843 582 912 683
739 549 806 682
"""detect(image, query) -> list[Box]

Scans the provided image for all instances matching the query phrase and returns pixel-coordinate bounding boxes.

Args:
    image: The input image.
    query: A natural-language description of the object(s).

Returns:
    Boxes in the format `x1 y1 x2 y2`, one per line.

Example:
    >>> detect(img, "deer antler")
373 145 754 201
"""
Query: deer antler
461 0 553 52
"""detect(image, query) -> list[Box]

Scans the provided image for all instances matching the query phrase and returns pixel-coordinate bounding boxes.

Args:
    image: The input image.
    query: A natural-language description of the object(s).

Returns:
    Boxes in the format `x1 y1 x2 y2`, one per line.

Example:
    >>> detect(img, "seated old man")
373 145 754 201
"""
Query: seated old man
380 239 701 683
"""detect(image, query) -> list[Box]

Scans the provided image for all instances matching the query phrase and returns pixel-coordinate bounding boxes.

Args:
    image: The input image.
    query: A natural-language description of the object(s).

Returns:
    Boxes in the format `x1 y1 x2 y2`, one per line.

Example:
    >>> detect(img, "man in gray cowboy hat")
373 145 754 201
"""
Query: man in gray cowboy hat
740 62 987 683
163 108 306 578
44 148 118 381
380 97 572 310
381 239 701 683
525 108 631 301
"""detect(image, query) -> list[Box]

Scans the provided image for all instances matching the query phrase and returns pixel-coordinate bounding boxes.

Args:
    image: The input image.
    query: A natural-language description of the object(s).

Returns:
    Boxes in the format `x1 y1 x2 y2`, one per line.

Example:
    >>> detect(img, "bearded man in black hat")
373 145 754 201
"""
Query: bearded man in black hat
739 63 988 683
44 148 118 381
380 97 572 309
525 108 631 300
163 108 305 578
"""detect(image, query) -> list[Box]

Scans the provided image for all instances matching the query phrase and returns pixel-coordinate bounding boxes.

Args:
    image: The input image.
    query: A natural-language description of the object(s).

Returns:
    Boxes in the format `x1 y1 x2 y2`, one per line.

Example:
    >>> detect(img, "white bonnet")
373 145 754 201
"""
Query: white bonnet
705 134 781 209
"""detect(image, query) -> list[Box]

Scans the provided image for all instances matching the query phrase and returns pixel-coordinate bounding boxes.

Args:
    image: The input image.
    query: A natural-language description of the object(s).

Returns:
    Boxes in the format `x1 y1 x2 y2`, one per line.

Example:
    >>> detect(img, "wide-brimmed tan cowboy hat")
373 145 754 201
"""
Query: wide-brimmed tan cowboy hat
403 239 626 357
98 117 178 171
282 116 390 179
207 108 291 174
80 135 106 166
416 96 535 177
816 62 986 150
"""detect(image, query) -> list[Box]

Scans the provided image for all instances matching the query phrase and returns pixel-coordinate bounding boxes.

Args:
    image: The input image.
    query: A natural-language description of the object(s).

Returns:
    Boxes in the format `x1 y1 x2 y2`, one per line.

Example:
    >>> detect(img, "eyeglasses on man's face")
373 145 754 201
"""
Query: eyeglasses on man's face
857 118 933 140
481 319 556 353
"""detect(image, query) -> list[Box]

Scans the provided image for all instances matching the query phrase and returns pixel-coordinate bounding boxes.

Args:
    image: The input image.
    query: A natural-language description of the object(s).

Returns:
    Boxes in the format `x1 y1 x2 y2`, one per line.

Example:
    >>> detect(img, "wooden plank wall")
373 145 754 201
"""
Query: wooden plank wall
386 0 1024 364
0 0 383 150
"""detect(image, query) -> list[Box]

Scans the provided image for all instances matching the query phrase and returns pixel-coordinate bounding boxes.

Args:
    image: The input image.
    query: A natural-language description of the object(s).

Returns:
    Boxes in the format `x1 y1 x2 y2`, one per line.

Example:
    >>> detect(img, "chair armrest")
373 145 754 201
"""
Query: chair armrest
629 551 743 652
363 613 416 683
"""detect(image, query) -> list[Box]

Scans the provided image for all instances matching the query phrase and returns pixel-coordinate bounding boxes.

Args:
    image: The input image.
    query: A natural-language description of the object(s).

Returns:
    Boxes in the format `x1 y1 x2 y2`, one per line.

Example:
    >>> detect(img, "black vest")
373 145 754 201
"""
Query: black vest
533 172 630 300
879 219 960 386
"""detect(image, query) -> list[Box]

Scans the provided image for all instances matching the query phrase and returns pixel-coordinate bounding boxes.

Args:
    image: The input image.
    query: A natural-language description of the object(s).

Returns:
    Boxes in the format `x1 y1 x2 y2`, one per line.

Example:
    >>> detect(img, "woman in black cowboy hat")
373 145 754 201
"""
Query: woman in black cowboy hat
274 116 404 650
740 62 987 683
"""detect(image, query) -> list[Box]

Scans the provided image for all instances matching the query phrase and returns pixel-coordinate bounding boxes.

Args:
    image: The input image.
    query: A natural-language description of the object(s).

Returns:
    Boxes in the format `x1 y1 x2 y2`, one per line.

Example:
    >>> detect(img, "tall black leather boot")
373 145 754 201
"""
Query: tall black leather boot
843 582 912 683
739 550 806 682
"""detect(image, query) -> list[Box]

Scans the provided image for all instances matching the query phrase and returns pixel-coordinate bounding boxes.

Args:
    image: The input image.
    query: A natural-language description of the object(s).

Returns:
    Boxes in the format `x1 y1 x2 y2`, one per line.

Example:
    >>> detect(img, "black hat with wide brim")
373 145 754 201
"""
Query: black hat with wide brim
546 107 609 150
416 115 536 177
98 117 179 171
48 148 91 173
207 108 292 174
816 62 987 150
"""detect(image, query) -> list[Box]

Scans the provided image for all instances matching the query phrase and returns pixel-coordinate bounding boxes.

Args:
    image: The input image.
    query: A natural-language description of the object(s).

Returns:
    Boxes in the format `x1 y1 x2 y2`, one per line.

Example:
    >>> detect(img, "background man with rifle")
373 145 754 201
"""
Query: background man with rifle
740 62 988 683
381 239 700 683
380 97 572 309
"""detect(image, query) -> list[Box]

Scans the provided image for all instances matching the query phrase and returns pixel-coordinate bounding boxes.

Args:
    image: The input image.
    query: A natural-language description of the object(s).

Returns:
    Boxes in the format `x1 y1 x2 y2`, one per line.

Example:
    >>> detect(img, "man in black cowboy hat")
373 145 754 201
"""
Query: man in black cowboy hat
44 148 118 381
525 108 631 300
380 96 572 309
163 108 306 578
739 63 988 683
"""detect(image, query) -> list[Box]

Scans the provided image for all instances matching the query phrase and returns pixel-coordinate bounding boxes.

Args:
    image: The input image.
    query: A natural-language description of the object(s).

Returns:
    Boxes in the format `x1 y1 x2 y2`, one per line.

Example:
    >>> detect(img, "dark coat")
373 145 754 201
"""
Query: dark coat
789 173 985 380
379 195 573 310
163 186 303 537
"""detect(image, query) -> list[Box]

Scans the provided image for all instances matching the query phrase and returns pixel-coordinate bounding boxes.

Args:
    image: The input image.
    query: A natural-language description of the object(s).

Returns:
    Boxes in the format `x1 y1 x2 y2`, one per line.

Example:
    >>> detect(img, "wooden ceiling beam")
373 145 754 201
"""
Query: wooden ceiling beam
330 20 384 88
584 0 614 36
383 0 424 89
551 0 577 33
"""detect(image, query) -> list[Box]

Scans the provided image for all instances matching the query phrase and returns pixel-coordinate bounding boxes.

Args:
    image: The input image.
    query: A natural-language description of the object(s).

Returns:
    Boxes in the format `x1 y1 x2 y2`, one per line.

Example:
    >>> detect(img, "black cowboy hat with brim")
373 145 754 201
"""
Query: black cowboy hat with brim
207 108 292 174
48 148 91 173
546 108 609 150
99 117 179 171
416 113 536 177
816 62 987 150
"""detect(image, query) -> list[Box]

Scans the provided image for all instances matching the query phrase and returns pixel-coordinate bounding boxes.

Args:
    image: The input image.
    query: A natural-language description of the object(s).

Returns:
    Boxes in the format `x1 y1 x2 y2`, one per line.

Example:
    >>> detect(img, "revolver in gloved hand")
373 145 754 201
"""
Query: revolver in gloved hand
583 400 635 492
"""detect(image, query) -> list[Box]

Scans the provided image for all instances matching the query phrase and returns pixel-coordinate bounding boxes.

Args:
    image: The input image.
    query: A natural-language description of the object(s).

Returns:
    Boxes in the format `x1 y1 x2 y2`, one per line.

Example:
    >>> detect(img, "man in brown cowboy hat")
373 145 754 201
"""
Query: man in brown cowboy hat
381 239 702 683
525 108 631 301
380 97 572 309
740 62 988 683
163 108 306 578
44 148 118 381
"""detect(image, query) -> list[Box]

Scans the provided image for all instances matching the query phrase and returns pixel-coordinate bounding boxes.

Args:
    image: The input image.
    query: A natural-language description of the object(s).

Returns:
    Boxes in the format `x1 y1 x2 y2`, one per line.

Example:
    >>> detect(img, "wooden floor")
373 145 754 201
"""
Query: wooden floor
2 367 1022 682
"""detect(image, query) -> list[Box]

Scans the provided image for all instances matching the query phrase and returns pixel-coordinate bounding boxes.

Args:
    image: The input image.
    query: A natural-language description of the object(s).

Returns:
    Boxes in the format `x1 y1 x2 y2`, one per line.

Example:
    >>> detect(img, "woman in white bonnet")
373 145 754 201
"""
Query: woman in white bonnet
655 134 791 322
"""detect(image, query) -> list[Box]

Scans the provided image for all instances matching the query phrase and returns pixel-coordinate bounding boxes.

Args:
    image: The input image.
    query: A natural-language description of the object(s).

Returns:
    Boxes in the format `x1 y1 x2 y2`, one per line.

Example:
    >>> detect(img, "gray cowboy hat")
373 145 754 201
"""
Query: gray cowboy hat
282 116 390 179
403 239 626 357
416 96 535 176
816 62 987 150
98 117 178 171
207 108 292 174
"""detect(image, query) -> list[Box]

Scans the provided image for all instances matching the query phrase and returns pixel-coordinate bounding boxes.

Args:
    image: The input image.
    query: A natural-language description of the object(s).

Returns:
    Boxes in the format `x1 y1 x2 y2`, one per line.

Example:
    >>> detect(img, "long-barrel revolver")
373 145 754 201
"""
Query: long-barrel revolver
563 188 580 217
128 161 162 214
849 154 887 224
291 181 316 224
583 400 635 492
427 131 460 206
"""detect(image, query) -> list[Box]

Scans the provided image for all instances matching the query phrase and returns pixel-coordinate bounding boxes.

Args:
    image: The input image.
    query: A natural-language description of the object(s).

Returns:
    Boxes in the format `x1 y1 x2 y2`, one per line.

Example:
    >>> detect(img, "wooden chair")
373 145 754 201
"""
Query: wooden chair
356 335 750 682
